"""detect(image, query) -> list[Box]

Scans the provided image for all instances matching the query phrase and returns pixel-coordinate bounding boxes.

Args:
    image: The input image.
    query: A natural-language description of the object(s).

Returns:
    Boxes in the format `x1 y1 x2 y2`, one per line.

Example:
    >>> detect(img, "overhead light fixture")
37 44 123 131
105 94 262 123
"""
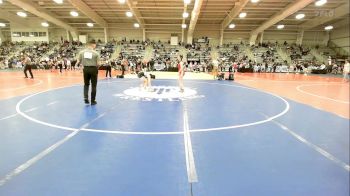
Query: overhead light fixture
184 0 191 4
126 11 133 17
183 12 189 18
0 0 3 4
87 23 94 27
0 23 6 27
70 11 79 17
277 24 284 29
134 23 140 28
41 22 49 27
53 0 63 4
17 11 27 17
182 24 187 29
315 0 327 6
295 13 305 20
325 25 333 30
229 24 235 29
251 0 260 3
239 12 247 18
118 0 126 4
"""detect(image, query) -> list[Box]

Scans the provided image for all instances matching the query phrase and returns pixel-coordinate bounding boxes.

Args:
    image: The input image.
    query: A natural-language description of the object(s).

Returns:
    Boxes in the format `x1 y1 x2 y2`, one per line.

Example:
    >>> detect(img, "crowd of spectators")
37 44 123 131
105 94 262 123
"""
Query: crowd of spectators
0 42 26 69
0 40 348 76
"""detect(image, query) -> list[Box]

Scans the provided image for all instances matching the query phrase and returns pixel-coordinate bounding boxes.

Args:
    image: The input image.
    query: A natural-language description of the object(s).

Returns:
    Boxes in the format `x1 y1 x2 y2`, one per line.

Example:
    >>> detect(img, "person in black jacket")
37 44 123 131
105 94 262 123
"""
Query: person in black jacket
105 60 112 78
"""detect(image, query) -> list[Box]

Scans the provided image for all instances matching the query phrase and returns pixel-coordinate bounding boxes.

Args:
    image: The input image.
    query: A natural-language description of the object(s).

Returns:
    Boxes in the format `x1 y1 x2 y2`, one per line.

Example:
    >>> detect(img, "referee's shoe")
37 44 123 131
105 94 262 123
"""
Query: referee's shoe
84 99 97 105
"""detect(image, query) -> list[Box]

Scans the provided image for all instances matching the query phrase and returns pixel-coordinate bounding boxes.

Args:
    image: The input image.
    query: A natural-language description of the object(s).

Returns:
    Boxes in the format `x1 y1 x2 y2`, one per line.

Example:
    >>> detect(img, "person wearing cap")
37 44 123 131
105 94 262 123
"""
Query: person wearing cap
75 40 100 105
23 53 34 79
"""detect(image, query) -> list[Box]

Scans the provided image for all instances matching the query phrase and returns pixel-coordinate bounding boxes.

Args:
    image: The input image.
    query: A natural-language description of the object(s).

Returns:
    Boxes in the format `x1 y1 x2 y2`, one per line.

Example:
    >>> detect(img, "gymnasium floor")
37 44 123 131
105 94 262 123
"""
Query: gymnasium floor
0 70 349 196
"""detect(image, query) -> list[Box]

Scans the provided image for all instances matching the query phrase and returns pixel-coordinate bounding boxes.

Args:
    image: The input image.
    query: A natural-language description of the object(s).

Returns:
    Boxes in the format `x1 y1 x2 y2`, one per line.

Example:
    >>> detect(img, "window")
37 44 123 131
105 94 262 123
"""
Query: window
12 32 19 37
12 31 47 38
39 32 47 37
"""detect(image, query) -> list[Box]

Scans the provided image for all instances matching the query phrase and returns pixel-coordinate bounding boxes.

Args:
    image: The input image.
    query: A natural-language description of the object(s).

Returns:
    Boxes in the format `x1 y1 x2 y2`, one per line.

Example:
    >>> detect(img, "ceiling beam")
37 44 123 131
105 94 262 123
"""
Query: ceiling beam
0 10 31 28
249 0 315 44
251 0 315 34
126 0 145 28
300 2 349 29
332 17 349 29
221 0 250 29
7 0 78 37
187 0 204 44
136 7 184 9
66 0 107 27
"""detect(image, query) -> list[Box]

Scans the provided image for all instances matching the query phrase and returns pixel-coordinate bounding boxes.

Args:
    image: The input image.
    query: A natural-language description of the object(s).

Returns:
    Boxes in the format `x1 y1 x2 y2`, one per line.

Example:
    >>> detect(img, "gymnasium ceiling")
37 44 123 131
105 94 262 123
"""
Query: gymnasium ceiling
0 0 349 34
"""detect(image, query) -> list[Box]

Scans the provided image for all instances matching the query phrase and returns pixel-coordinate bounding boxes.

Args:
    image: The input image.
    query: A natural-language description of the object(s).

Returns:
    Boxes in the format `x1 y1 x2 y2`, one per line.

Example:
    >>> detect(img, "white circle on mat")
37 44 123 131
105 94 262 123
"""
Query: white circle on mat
16 81 290 135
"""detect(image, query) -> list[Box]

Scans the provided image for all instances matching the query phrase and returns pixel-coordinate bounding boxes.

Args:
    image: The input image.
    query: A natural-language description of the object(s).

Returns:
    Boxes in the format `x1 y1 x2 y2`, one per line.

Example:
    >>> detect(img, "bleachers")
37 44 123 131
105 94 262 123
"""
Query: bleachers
153 42 180 66
0 40 345 74
119 43 145 60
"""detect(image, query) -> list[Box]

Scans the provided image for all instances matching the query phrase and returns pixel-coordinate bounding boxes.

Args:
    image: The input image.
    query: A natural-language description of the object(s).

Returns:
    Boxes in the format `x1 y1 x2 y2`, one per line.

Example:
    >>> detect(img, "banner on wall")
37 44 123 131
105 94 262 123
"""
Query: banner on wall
197 38 206 43
79 35 87 44
170 36 178 46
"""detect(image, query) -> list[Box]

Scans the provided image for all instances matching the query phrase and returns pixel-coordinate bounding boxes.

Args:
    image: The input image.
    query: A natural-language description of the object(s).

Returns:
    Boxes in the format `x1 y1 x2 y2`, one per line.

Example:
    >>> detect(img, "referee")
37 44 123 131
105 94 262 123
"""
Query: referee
23 53 34 79
75 40 100 105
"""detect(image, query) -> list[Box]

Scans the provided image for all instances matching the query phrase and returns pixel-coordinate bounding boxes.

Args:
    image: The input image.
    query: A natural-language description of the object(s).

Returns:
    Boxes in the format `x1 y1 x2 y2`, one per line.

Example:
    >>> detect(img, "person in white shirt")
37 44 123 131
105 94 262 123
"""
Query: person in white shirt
328 56 332 66
16 61 22 69
320 64 326 70
4 59 8 68
189 61 193 72
66 58 71 70
212 59 219 79
178 55 185 92
129 60 135 74
332 63 338 74
343 60 349 82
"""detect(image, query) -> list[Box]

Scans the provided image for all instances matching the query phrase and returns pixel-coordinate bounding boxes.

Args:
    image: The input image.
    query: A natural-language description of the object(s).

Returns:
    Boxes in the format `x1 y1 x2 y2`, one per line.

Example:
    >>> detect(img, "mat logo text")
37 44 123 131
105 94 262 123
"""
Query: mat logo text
114 86 204 102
